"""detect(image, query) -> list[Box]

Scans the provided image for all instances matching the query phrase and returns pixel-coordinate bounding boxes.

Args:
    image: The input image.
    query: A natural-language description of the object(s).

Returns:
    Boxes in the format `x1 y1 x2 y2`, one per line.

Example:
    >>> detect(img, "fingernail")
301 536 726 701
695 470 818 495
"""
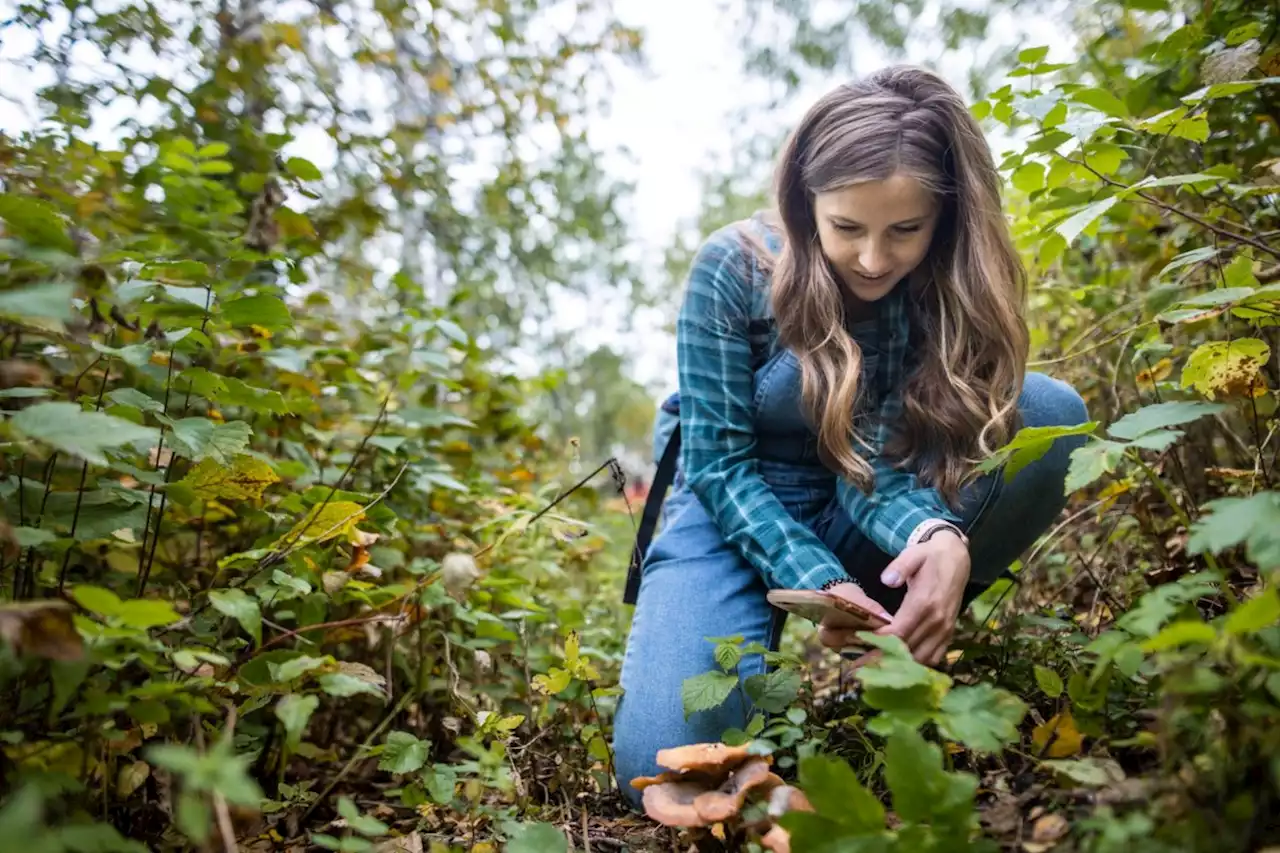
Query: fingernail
882 570 900 586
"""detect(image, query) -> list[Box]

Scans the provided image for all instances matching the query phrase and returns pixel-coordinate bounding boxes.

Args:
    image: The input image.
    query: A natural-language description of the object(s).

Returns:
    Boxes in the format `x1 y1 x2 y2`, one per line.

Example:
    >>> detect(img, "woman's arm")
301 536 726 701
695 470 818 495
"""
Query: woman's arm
677 226 849 592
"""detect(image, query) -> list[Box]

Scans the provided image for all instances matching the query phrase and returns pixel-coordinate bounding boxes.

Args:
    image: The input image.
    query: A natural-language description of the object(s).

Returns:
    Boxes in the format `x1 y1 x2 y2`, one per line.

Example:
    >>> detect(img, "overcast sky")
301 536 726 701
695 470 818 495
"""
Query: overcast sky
0 0 1067 393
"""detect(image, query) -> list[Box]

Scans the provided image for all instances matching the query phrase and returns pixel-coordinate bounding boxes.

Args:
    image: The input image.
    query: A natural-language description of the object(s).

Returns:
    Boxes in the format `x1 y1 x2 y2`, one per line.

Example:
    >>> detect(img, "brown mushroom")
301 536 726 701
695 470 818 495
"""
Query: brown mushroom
693 757 782 823
641 780 713 827
654 742 753 775
630 770 696 791
767 784 815 817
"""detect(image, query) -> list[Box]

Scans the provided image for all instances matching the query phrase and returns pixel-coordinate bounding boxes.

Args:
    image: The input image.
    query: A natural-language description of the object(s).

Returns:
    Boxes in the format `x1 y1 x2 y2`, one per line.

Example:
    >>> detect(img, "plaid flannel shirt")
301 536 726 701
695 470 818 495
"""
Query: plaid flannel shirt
676 218 963 591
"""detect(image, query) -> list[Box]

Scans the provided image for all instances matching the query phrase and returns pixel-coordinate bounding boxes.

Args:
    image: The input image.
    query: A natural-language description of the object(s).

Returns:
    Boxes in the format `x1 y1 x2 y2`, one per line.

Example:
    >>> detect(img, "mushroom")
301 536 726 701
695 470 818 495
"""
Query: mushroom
760 825 792 853
693 757 783 823
640 779 708 827
767 784 814 817
654 742 753 775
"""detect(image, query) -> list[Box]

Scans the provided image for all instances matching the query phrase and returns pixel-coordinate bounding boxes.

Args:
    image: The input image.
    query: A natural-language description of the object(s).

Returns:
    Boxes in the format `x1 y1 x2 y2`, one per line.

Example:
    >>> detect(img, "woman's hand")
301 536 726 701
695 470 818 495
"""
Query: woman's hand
816 582 893 653
874 532 971 665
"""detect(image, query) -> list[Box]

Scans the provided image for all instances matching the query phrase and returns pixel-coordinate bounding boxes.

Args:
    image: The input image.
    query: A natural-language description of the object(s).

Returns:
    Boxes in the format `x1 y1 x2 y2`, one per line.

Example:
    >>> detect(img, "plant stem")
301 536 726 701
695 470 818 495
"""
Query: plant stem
1134 454 1221 574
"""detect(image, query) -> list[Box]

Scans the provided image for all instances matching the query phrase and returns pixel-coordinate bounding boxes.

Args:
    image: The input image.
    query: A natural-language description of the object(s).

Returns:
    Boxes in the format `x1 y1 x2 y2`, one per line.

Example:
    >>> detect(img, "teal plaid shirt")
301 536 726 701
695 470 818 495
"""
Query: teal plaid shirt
676 218 963 591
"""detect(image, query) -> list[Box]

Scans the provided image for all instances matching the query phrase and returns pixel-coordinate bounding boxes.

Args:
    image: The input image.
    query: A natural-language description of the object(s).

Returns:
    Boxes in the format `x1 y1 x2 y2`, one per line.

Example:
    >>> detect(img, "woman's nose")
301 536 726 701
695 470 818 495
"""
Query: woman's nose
858 243 891 276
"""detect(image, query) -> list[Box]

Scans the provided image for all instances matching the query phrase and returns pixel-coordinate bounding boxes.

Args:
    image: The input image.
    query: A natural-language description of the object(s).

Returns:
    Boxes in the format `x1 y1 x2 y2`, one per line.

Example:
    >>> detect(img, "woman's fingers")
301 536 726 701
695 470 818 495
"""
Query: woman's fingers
880 548 926 589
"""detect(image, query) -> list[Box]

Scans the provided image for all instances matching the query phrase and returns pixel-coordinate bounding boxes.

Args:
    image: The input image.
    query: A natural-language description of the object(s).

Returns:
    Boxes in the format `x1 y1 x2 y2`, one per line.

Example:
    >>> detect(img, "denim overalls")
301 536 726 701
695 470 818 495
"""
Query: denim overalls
612 342 1089 806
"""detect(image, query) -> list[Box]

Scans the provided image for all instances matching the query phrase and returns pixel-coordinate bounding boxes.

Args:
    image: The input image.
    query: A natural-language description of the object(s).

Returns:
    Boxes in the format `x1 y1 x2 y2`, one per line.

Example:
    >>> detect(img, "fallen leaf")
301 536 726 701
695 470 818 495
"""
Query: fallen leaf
117 760 150 798
1023 812 1069 851
376 833 424 853
1033 711 1085 758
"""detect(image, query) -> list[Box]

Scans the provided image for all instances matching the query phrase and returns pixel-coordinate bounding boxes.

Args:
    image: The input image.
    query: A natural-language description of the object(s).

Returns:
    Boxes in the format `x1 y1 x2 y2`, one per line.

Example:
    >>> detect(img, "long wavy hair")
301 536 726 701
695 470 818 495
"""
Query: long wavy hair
756 65 1029 505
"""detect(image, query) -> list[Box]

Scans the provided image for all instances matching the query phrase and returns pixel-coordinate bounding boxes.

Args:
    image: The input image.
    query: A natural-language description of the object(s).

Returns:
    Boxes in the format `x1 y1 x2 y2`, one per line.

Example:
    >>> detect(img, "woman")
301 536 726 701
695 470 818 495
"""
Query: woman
612 65 1088 803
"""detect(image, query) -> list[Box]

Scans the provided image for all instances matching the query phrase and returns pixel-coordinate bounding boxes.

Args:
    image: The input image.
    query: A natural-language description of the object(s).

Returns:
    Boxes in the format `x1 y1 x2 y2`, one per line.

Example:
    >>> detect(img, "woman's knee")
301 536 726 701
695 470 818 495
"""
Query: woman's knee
1021 372 1089 430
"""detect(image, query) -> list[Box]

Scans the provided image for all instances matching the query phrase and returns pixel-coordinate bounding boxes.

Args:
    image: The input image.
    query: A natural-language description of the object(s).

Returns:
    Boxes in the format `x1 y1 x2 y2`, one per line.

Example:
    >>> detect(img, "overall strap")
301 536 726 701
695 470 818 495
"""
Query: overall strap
623 419 681 605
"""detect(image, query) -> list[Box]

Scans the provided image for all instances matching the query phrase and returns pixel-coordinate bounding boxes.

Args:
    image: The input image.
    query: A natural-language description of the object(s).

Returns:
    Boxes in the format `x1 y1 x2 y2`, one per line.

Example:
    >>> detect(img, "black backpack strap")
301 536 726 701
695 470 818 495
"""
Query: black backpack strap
624 421 681 606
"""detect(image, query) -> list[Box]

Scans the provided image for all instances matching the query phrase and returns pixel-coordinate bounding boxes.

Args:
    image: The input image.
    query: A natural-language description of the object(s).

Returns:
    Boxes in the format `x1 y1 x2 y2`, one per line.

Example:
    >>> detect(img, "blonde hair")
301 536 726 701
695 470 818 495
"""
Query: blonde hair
753 65 1028 504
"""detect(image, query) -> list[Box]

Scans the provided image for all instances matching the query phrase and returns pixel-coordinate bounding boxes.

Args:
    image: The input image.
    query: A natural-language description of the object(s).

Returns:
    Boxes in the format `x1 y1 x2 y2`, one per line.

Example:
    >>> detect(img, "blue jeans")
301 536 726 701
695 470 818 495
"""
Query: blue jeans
611 351 1087 807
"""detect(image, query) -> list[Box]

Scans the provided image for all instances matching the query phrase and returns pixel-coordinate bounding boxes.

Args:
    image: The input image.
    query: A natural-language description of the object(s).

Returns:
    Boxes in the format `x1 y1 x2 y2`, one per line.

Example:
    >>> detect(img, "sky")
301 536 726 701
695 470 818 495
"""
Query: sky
0 0 1068 394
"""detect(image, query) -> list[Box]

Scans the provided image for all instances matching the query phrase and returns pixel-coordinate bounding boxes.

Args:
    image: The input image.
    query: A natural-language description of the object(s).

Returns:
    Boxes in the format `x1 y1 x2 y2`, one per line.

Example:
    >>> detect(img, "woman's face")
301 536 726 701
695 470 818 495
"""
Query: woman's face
812 172 941 304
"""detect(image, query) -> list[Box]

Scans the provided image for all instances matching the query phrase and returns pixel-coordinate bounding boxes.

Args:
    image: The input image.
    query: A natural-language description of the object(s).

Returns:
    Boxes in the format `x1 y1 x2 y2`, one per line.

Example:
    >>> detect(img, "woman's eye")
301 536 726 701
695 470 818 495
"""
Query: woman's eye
894 225 922 234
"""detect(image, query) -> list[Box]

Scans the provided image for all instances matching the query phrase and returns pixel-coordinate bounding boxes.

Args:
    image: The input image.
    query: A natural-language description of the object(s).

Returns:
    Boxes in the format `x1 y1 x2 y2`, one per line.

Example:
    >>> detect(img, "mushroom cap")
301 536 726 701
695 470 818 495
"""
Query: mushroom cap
760 825 792 853
629 771 686 791
641 780 712 827
767 785 815 818
693 757 781 823
654 742 753 774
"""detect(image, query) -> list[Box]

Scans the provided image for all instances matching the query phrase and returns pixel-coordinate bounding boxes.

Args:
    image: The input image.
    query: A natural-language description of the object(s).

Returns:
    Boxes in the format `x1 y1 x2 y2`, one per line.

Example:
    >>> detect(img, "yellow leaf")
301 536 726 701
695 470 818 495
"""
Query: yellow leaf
1181 338 1270 400
1135 357 1172 389
1032 710 1084 758
180 455 280 501
277 501 365 549
1097 479 1131 515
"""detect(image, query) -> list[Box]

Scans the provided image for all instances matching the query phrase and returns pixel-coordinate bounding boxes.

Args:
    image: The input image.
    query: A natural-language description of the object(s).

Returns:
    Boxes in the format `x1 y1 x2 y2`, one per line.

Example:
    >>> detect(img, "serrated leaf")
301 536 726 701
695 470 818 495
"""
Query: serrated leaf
319 672 384 698
423 763 458 804
796 752 884 830
275 694 318 750
936 683 1026 752
0 194 74 251
379 731 430 774
532 667 572 695
714 642 742 672
1181 339 1270 400
979 422 1098 479
222 294 292 330
1065 441 1127 492
744 668 802 713
1224 587 1280 636
0 282 76 322
1055 195 1117 245
884 724 977 827
1127 429 1183 452
208 588 261 646
1108 401 1228 440
179 455 280 500
681 670 738 719
503 822 568 853
1035 665 1064 698
277 500 365 548
165 417 252 464
12 402 157 466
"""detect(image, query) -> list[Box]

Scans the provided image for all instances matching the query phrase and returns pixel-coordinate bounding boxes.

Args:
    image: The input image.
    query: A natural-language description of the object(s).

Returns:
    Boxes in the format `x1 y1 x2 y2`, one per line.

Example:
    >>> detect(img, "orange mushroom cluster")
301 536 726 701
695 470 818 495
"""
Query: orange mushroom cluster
629 743 815 851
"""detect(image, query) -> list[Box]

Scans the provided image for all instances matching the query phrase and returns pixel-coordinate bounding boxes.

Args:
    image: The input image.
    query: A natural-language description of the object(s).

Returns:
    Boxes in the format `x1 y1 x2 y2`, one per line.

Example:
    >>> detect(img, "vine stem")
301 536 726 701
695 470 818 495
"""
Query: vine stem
59 346 115 592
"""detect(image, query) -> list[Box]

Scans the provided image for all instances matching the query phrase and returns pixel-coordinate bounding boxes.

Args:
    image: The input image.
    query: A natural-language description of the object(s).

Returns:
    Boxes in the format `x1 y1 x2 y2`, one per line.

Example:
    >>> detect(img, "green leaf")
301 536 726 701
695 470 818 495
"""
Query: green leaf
979 422 1098 479
0 194 74 251
1107 401 1228 440
107 388 164 413
532 667 572 695
337 796 388 836
797 753 884 830
681 670 738 719
1065 440 1126 492
1136 106 1209 142
208 589 262 646
1055 195 1117 246
11 402 157 466
72 585 123 618
378 731 430 775
935 683 1027 753
285 157 324 181
1181 339 1270 400
1018 46 1049 64
165 418 252 464
503 822 569 853
275 694 318 750
1127 429 1182 453
268 655 327 683
198 142 230 158
423 764 458 804
1040 757 1126 787
1073 87 1129 118
1012 162 1045 193
1142 619 1216 651
1035 665 1064 698
1182 77 1280 105
714 641 742 672
1225 588 1280 636
1155 247 1219 280
744 668 802 714
319 672 384 698
1224 253 1259 289
0 283 76 322
117 598 182 629
221 294 292 330
884 724 977 827
197 159 233 175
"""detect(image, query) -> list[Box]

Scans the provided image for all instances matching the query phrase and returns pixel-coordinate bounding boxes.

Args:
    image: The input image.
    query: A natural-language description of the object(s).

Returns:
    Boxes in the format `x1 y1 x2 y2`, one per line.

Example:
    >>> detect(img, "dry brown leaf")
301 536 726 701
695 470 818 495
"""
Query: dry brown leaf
376 834 424 853
1023 812 1070 851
